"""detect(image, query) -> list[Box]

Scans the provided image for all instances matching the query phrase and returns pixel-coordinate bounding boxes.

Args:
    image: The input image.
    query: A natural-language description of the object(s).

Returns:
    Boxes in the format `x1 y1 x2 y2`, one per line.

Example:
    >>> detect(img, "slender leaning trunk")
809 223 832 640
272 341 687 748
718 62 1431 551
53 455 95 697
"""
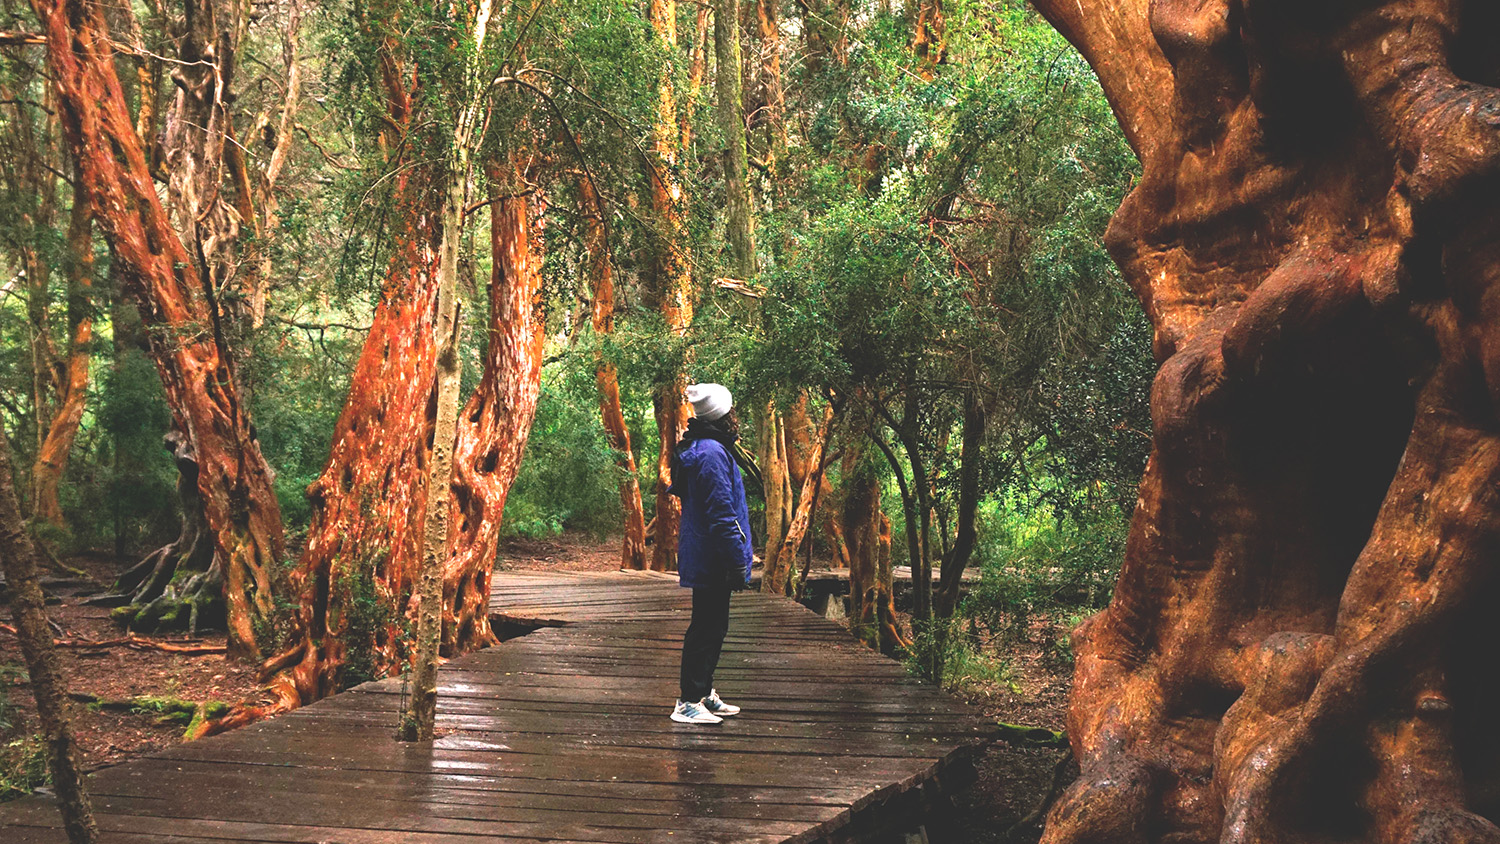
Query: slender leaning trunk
582 177 647 570
0 429 97 843
404 0 494 742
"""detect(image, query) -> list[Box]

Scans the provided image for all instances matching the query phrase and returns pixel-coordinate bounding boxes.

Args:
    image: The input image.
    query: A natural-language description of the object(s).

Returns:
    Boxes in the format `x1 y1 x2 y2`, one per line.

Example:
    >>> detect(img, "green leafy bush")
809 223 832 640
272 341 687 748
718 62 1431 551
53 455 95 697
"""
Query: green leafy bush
0 735 48 802
963 499 1128 659
502 361 631 540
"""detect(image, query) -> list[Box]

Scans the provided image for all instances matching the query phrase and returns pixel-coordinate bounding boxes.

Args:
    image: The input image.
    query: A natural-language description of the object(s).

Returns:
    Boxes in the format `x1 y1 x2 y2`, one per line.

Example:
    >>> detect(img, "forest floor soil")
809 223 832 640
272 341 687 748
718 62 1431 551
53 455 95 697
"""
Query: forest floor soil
0 552 261 781
3 537 1071 842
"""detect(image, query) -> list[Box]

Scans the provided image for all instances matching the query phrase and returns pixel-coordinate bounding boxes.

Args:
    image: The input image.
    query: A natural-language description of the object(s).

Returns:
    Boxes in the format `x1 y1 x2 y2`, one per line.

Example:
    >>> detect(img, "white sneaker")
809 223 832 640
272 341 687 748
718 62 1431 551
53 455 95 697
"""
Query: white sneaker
670 699 723 724
701 689 740 717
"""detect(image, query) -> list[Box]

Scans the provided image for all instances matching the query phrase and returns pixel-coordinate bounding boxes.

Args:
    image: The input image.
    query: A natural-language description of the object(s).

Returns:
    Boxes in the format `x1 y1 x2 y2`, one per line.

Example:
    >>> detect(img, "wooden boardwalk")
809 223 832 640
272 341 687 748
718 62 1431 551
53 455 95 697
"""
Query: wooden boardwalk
2 570 993 843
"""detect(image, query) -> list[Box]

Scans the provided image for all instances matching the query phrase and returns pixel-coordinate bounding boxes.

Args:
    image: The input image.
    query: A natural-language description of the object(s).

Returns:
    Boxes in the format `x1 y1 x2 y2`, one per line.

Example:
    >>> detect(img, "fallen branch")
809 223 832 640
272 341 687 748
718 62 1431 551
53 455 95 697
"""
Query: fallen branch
66 693 231 737
0 30 46 46
0 624 226 654
713 277 765 298
994 720 1068 748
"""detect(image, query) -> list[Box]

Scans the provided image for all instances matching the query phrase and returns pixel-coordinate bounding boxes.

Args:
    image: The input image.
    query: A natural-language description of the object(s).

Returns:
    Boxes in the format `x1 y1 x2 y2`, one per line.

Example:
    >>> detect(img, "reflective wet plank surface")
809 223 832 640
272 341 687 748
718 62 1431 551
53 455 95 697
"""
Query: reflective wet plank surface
2 570 993 843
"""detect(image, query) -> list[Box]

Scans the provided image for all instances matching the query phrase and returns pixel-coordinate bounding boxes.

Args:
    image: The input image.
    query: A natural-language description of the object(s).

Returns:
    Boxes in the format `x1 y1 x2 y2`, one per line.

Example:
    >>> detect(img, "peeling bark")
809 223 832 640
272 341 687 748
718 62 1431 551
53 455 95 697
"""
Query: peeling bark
228 167 444 723
32 0 286 660
1028 1 1500 841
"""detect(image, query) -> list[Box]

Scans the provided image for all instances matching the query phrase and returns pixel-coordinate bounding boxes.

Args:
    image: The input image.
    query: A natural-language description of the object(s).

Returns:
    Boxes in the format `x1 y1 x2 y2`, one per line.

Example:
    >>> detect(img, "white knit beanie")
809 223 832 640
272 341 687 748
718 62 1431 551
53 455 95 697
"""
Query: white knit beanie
686 383 733 422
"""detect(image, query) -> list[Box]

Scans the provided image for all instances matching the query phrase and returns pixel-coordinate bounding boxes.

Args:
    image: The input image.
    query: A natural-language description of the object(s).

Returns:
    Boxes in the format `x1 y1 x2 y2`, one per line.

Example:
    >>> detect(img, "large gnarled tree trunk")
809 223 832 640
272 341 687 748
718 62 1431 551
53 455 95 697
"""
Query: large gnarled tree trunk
1030 2 1500 842
442 159 547 653
33 0 286 660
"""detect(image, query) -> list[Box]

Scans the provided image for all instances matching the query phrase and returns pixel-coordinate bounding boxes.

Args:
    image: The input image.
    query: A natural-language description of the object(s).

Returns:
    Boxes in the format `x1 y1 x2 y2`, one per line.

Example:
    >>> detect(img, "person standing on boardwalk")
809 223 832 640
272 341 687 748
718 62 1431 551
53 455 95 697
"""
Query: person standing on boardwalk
668 383 753 724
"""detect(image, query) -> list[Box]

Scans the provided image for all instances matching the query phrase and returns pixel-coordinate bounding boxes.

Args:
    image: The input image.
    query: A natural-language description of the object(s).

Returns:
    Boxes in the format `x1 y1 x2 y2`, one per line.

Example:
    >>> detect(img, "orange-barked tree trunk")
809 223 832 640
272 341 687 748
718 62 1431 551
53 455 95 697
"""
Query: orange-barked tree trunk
582 177 647 570
207 16 450 716
442 158 548 649
763 403 836 596
646 0 694 572
237 167 446 718
1030 1 1500 842
32 0 286 659
31 184 94 527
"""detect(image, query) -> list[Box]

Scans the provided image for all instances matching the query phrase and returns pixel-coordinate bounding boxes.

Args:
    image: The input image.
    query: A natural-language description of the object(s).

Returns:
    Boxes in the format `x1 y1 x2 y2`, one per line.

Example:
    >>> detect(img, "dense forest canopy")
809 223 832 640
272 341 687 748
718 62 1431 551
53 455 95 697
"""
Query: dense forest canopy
0 0 1147 619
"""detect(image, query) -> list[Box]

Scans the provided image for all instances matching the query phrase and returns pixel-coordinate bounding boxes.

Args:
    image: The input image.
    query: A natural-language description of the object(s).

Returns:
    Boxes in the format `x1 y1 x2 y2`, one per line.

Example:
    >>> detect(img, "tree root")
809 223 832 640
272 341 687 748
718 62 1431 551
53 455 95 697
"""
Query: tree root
0 624 225 654
85 431 225 636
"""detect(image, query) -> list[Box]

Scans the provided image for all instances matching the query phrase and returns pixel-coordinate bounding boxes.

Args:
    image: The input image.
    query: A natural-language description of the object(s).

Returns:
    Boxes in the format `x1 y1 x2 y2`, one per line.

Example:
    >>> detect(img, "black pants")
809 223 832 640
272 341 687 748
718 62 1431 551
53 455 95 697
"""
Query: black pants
680 586 732 702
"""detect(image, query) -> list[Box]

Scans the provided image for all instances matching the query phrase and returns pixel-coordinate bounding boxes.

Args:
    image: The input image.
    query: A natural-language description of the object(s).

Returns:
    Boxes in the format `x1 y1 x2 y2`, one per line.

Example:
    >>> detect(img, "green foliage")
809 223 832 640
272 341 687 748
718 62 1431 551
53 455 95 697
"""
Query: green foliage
0 735 48 802
245 328 358 537
339 548 398 689
502 359 632 539
85 346 179 554
0 661 23 735
964 499 1129 658
906 614 1019 694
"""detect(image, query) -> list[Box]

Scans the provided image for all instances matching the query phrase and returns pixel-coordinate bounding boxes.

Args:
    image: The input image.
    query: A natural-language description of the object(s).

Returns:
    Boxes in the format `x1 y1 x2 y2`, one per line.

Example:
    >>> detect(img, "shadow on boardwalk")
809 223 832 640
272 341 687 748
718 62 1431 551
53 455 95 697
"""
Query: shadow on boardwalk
1 570 995 843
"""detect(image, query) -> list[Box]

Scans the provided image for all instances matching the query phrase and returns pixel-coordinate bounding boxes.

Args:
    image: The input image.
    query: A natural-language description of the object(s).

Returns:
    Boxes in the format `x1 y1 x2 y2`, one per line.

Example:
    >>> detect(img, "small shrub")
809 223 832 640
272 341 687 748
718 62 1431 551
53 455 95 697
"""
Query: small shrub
0 735 48 802
905 615 1017 694
963 500 1127 653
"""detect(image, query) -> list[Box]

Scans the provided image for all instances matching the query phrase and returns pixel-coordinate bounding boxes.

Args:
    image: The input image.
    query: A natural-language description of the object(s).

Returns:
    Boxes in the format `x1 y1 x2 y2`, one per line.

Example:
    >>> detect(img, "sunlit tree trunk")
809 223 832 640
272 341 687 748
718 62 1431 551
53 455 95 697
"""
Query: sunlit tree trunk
647 0 694 572
1027 1 1500 842
32 0 286 660
30 177 93 527
583 177 647 570
0 418 97 843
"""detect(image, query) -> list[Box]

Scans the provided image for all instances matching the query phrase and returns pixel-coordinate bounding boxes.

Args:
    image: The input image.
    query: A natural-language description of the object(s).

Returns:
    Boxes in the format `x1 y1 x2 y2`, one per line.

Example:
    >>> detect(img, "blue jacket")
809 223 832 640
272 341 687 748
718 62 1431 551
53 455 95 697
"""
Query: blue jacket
672 436 753 589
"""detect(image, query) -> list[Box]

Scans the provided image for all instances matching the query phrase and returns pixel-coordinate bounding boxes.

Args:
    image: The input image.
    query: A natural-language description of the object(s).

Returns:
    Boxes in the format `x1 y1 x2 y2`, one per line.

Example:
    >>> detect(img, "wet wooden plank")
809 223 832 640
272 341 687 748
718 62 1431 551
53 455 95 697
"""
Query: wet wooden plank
1 570 992 843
